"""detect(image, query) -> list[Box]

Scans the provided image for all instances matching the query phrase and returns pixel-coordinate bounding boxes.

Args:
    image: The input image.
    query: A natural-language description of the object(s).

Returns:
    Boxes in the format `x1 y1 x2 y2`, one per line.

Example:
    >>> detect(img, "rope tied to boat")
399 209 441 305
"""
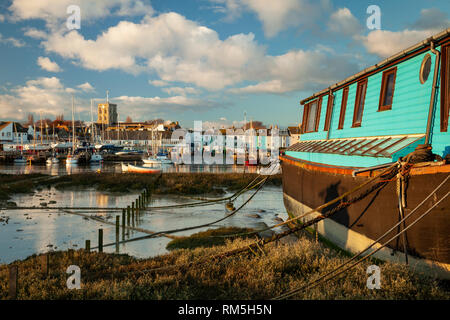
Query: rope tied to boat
401 143 443 163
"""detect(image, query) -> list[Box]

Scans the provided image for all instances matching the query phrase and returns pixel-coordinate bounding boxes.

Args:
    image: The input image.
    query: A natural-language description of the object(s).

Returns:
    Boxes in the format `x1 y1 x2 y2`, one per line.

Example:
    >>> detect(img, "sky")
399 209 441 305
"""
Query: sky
0 0 449 129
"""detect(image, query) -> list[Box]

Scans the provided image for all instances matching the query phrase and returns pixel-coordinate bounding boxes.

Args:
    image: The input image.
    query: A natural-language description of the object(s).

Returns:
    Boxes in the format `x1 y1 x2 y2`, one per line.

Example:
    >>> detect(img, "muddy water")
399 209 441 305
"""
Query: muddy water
0 185 286 264
0 162 259 176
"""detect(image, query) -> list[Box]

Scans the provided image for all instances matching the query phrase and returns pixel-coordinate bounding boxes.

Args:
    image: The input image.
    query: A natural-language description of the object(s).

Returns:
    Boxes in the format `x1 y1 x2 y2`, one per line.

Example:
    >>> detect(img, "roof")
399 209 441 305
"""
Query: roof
0 121 11 131
287 134 424 158
288 126 301 135
301 28 450 105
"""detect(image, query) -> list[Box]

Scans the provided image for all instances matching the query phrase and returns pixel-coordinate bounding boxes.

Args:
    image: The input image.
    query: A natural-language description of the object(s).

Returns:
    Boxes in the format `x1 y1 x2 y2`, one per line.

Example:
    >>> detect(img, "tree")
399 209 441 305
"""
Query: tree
27 114 34 126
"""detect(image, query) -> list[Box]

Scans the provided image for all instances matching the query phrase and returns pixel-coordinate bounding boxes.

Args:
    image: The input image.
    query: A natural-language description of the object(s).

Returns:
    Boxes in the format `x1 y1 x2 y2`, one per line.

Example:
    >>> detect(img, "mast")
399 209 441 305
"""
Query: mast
40 111 43 145
72 94 75 154
90 99 94 144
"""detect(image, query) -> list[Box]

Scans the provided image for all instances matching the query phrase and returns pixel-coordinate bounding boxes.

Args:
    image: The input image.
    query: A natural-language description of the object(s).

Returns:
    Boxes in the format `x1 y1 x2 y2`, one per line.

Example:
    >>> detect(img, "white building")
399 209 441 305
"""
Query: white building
0 121 29 144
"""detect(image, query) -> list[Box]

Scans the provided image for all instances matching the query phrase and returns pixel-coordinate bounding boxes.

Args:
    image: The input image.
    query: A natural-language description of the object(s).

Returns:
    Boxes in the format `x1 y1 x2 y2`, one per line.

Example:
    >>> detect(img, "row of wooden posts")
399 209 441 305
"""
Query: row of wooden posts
6 188 151 299
88 188 151 254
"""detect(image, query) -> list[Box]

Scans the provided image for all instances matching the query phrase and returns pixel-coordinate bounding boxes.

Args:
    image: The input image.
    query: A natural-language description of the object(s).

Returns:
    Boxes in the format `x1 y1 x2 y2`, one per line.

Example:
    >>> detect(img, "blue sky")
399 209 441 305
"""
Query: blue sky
0 0 449 129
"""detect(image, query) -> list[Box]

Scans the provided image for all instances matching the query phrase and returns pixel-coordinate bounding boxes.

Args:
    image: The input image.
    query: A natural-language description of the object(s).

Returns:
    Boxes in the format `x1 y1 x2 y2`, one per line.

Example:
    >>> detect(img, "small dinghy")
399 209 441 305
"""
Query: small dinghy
127 164 161 174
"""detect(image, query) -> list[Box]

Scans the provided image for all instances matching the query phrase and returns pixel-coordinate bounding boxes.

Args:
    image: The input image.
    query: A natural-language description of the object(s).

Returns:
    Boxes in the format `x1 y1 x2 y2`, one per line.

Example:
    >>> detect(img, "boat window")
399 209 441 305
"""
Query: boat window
379 67 397 111
303 98 320 133
324 93 333 131
441 44 449 132
420 54 431 84
338 87 349 130
352 79 367 127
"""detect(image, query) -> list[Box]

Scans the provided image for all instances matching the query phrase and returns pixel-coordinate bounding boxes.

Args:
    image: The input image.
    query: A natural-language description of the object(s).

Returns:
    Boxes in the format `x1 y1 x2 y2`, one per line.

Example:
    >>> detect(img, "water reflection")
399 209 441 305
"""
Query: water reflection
0 186 285 264
0 162 260 176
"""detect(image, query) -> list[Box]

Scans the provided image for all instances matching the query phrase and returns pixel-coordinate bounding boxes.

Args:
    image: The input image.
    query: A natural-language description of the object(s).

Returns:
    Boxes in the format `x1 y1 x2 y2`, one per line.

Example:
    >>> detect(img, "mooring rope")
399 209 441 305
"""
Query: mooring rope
59 209 180 240
142 174 267 211
200 162 400 240
274 183 449 300
93 177 269 250
117 163 399 276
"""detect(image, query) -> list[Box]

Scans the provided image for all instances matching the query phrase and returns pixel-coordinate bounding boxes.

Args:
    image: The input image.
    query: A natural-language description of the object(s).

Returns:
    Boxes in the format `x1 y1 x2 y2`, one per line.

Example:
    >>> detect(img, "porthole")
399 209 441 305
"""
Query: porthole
419 54 432 84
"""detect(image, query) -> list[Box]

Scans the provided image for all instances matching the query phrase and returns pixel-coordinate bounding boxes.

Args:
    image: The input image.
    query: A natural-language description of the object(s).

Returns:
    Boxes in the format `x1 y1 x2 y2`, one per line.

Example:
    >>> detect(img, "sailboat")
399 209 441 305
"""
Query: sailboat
89 99 103 163
46 124 59 165
142 129 172 165
66 95 78 166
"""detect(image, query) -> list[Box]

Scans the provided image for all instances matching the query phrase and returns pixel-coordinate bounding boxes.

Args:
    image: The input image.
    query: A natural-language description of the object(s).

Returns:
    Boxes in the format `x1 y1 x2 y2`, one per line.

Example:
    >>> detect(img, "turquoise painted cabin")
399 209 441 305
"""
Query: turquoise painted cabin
286 29 450 168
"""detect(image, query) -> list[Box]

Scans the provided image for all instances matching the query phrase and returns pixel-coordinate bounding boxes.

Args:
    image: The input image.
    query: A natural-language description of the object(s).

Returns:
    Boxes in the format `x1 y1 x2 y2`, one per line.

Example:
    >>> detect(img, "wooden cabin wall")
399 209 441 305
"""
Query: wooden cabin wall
291 42 449 166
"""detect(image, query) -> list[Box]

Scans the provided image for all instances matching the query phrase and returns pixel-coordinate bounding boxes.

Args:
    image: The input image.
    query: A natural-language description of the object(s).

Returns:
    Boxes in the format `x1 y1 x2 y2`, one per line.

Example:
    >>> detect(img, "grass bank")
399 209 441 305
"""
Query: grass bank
0 233 448 300
166 227 256 250
0 173 47 203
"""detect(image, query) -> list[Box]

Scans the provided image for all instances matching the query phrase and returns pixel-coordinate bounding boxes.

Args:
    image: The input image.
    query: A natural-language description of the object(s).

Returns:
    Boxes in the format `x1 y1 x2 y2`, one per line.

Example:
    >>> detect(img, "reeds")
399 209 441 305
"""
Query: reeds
0 233 448 300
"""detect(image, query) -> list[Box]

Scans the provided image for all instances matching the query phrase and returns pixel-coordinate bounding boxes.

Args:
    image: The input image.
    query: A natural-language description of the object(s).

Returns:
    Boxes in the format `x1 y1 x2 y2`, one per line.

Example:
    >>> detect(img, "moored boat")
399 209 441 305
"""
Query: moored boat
90 153 103 162
127 164 161 174
66 154 78 165
281 28 450 279
142 151 172 165
13 155 27 165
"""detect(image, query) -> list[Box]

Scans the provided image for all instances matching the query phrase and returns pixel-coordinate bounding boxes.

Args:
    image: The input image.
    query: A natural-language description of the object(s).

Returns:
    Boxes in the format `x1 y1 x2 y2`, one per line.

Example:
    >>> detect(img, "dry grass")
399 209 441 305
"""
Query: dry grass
37 172 281 195
1 233 448 300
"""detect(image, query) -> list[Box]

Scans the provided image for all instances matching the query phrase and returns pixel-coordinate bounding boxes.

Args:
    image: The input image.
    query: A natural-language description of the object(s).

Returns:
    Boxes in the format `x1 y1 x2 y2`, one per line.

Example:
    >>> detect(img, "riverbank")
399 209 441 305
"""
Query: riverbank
0 231 448 300
0 172 282 205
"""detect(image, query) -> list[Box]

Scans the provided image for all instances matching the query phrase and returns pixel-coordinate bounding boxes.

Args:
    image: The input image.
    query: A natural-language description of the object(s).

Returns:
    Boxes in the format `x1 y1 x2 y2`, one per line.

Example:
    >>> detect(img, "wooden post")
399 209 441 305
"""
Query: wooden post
8 265 18 300
98 229 103 253
40 254 49 277
122 209 126 240
131 202 135 217
85 239 91 252
127 206 131 226
115 215 120 253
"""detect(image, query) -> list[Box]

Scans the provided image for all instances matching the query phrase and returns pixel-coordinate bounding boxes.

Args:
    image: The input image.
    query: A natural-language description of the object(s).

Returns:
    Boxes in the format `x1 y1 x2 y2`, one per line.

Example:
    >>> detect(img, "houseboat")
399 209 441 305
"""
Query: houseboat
280 28 450 278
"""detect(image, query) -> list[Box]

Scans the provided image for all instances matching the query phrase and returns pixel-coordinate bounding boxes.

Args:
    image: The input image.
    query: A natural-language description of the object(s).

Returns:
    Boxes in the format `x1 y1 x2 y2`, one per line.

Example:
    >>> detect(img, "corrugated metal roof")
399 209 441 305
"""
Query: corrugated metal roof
286 134 424 158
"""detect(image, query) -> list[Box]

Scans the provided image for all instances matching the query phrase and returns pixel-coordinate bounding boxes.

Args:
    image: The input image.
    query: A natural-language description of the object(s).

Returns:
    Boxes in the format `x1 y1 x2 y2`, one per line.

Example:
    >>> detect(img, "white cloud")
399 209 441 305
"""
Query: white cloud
162 87 200 96
24 28 48 39
230 48 359 94
0 77 218 121
359 29 441 58
77 82 95 92
39 11 358 94
328 8 361 36
0 77 76 120
149 80 170 87
209 0 327 37
411 8 449 30
0 33 25 47
43 13 267 89
358 9 449 59
113 95 218 120
8 0 154 26
26 76 63 89
37 56 62 72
